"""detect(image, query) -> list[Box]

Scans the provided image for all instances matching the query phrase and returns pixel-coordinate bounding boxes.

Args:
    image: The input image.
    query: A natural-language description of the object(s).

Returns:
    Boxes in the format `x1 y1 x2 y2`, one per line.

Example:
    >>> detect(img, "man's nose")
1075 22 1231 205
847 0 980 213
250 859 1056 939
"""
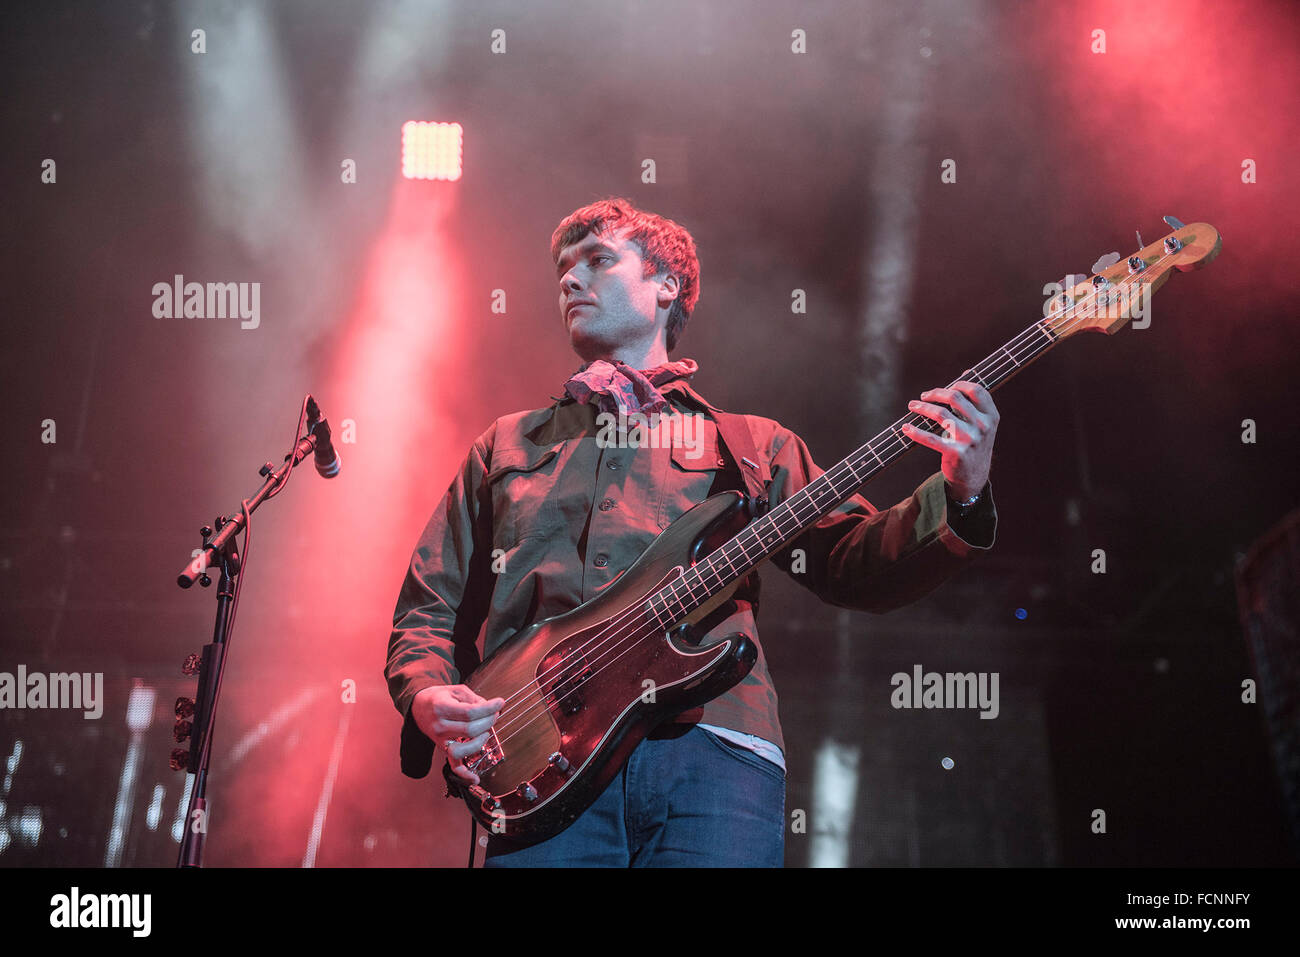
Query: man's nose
561 272 582 292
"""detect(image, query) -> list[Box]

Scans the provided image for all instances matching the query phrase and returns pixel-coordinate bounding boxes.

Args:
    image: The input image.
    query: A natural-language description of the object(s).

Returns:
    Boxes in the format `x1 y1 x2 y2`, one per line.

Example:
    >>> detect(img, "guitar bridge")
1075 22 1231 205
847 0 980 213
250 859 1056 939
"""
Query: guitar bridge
463 728 505 776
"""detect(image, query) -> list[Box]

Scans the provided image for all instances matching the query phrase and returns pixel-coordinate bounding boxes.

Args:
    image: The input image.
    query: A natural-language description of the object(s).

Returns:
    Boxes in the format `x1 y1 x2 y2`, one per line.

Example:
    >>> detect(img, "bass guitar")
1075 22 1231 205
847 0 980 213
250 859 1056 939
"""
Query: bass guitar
444 217 1222 843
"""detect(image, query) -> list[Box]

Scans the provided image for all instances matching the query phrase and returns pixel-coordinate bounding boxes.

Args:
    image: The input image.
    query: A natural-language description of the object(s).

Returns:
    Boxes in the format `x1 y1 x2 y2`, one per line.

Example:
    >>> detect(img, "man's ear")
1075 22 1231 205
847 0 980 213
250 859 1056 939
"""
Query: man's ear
657 273 680 309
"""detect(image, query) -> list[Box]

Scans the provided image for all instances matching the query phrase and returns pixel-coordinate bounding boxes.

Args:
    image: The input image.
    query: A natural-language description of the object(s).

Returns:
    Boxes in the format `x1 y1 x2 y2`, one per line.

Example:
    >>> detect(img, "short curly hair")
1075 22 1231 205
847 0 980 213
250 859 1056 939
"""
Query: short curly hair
550 197 700 352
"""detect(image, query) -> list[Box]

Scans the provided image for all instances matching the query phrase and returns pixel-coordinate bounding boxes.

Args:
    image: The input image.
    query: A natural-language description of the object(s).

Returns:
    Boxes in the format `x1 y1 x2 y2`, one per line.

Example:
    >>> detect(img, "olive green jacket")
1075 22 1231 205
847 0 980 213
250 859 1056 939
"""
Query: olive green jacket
386 373 996 777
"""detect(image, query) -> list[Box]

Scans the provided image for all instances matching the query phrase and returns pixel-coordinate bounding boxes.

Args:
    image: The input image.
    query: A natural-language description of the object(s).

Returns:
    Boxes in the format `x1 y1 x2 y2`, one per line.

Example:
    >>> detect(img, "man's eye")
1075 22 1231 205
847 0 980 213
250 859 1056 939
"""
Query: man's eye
591 255 610 266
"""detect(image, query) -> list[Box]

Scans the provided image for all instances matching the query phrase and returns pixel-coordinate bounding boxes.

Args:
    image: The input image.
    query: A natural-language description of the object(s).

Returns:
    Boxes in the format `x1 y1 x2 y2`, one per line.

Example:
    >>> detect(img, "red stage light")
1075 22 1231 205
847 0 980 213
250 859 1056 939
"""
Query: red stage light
401 121 463 181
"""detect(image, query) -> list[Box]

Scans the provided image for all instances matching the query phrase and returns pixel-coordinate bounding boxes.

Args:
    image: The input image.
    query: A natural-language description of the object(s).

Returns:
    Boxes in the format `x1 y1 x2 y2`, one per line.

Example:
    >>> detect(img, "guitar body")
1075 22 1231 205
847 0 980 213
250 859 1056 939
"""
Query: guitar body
445 489 760 844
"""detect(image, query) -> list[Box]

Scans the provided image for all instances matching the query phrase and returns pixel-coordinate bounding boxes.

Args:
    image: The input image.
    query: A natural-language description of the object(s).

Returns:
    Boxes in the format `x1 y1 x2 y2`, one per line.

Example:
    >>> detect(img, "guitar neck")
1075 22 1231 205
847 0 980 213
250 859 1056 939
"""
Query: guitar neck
647 313 1066 626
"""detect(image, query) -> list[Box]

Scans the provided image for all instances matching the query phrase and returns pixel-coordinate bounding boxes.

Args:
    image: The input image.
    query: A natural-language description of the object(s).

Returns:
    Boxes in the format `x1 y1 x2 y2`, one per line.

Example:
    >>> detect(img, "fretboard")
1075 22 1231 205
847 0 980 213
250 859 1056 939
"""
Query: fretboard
646 314 1062 628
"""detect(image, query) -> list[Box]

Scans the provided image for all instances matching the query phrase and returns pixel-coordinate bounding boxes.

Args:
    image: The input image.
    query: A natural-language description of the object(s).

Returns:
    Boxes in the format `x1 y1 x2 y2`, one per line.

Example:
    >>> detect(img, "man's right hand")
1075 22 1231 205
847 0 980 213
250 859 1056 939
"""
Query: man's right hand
411 685 506 786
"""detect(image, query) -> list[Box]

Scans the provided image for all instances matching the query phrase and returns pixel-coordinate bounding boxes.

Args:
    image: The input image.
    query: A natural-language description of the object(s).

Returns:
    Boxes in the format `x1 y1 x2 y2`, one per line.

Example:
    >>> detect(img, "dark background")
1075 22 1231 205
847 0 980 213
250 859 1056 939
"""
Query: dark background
0 0 1296 867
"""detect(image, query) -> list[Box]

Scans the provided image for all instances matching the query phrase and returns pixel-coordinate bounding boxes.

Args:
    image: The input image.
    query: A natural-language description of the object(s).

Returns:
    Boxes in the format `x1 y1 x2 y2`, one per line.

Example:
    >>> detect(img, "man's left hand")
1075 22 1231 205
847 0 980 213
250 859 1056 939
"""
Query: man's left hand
901 380 1000 501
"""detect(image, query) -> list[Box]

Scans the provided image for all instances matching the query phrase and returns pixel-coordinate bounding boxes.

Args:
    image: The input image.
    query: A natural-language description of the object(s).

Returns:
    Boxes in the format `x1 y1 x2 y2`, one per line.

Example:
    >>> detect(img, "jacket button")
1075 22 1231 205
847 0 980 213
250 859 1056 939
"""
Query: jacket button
606 459 621 470
594 555 608 567
599 498 616 511
716 456 726 467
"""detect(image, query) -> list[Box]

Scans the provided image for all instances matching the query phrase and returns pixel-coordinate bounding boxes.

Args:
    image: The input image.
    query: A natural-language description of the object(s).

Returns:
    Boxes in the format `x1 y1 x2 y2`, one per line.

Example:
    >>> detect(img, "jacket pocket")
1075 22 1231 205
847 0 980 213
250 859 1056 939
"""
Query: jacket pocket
486 443 563 548
659 437 725 529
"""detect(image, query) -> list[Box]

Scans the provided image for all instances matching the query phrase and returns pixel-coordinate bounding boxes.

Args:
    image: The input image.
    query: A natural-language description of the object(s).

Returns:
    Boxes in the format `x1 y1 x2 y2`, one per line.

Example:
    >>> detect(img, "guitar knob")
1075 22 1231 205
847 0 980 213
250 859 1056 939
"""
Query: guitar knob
169 748 190 771
517 782 539 802
548 751 571 774
181 654 201 676
1090 251 1121 273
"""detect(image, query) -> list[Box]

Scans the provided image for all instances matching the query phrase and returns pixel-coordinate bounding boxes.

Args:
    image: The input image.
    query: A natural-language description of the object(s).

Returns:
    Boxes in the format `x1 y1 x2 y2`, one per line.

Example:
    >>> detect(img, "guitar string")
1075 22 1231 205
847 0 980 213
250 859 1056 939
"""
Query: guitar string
480 253 1171 754
625 250 1181 637
476 251 1178 760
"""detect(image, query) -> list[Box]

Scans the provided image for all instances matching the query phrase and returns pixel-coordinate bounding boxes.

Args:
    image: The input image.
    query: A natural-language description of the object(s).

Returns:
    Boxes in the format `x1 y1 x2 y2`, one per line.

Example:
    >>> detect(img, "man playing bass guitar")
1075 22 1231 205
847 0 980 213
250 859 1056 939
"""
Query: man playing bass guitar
386 197 1000 866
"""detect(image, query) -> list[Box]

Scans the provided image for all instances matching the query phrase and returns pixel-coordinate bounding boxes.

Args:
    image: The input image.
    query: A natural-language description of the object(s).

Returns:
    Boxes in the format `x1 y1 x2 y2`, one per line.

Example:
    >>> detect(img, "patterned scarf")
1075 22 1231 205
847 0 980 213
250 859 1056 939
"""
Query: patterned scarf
562 357 700 417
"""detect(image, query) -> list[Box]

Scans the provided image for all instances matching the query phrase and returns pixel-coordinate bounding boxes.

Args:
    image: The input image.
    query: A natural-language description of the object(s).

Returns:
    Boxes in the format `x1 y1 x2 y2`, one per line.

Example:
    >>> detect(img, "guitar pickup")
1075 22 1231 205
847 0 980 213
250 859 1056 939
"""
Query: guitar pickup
463 728 505 775
543 653 593 716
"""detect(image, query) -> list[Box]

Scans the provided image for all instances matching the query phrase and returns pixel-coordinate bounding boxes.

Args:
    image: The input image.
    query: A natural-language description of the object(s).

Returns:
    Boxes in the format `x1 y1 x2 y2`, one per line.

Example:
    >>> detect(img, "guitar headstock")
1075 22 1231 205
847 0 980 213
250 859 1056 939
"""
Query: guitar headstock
1044 220 1221 339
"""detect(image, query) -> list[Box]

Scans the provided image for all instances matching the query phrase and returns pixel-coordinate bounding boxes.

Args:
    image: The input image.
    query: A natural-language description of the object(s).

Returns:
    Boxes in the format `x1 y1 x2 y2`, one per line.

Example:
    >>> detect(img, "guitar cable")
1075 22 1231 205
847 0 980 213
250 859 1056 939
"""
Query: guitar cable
468 817 478 867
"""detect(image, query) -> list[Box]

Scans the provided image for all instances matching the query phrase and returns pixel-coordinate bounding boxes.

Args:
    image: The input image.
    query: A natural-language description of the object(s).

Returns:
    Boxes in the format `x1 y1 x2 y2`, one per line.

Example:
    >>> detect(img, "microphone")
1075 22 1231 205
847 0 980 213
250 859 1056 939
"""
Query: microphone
305 395 342 478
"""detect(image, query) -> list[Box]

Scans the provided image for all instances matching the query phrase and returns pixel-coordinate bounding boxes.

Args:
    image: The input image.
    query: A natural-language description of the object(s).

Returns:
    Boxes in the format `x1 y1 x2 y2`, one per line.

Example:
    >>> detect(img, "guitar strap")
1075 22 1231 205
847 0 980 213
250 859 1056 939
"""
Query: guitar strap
660 379 771 515
711 409 773 517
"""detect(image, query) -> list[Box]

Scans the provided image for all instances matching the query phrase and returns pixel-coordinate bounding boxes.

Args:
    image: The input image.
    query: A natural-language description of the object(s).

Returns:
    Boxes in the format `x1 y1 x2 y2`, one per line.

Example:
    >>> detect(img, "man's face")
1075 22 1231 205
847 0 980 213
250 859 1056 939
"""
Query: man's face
555 226 676 360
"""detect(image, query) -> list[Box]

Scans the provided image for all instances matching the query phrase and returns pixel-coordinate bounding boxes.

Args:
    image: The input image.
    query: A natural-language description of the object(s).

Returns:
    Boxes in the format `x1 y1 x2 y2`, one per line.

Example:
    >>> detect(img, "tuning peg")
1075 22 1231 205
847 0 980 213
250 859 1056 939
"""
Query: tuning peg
181 654 201 677
175 696 195 719
1136 230 1144 249
1090 251 1121 274
1163 215 1186 230
173 719 192 743
169 748 190 771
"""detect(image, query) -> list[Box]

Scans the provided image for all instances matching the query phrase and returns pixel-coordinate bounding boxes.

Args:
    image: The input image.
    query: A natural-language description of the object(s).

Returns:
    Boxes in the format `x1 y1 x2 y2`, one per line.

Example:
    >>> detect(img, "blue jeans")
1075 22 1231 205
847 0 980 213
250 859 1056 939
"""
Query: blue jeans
482 724 786 867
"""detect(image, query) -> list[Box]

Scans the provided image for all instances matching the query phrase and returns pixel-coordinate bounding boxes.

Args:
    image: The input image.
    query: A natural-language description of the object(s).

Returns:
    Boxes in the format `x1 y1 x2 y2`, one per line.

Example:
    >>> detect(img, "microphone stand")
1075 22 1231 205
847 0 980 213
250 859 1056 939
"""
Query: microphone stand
173 419 323 868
